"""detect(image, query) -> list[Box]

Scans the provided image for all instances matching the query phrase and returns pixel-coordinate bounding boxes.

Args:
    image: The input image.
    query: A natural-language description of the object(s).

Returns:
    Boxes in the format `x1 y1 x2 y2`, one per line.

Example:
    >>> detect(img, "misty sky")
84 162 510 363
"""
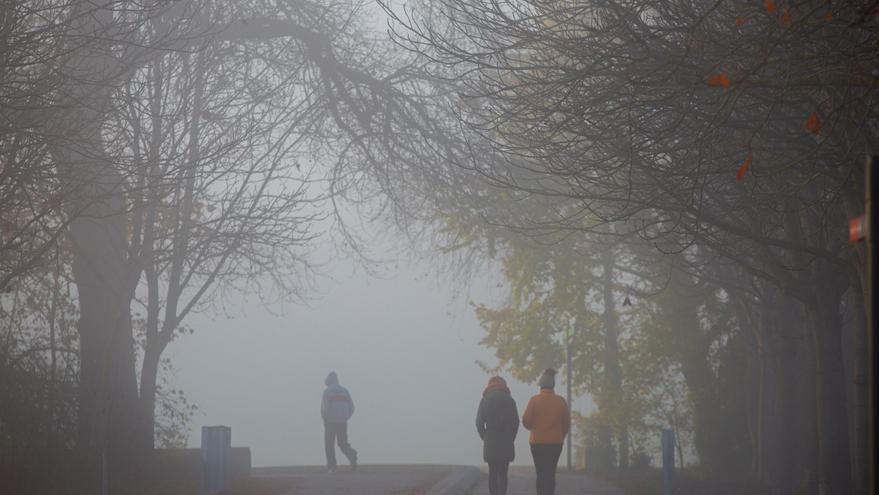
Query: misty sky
170 233 593 467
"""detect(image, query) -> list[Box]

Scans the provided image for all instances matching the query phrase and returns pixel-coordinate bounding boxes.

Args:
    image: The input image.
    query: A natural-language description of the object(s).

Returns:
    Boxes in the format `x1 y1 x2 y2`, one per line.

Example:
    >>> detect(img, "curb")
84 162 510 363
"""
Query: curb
425 466 483 495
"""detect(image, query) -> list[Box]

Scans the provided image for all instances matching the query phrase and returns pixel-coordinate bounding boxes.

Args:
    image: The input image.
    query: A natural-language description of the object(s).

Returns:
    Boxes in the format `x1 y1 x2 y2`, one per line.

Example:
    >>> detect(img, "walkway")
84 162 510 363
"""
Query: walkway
470 466 621 495
252 465 452 495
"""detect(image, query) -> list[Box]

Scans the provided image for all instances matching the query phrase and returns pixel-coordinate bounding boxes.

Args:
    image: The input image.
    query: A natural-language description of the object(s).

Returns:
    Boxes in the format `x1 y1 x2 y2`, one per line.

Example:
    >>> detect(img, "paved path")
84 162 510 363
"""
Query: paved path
471 466 621 495
253 465 452 495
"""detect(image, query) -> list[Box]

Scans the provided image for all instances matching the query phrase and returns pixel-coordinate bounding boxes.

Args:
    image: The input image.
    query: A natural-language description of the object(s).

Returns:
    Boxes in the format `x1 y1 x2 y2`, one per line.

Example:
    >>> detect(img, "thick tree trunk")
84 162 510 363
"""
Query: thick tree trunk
60 136 142 485
808 292 853 495
847 276 868 495
52 1 144 489
805 331 820 495
773 338 802 491
771 296 812 494
52 77 140 495
681 355 719 472
668 283 722 474
67 190 136 488
108 314 140 469
138 345 163 451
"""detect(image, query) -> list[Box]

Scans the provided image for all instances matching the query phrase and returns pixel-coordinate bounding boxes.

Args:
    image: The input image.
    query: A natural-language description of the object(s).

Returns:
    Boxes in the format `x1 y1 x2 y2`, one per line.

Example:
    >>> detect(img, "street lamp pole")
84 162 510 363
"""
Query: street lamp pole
867 156 879 495
848 155 879 495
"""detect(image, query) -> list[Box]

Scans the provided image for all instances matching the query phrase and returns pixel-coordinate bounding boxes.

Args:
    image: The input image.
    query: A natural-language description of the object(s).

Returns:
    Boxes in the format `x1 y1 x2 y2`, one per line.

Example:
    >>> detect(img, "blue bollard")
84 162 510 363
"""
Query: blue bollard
201 426 231 495
661 429 675 495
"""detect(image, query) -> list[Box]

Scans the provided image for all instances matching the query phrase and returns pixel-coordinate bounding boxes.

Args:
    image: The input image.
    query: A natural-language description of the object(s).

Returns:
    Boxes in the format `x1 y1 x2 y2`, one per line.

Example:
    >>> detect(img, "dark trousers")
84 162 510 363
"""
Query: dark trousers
324 421 357 468
487 461 509 495
530 444 563 495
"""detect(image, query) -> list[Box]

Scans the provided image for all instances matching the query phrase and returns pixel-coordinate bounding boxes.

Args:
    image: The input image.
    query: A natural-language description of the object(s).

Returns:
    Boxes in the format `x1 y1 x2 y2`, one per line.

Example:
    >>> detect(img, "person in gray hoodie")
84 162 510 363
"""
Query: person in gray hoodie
321 371 358 472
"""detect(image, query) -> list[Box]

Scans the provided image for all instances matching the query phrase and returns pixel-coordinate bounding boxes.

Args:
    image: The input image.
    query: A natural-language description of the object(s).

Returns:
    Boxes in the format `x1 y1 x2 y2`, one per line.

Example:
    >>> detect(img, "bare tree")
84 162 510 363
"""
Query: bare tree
3 0 469 490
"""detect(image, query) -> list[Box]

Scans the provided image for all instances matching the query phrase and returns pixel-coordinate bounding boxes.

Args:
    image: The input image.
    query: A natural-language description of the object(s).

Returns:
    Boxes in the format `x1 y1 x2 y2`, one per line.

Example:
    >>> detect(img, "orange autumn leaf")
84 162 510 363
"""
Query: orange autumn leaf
824 12 833 21
736 154 752 181
735 16 748 26
708 73 730 88
782 7 791 24
765 0 777 14
805 112 821 134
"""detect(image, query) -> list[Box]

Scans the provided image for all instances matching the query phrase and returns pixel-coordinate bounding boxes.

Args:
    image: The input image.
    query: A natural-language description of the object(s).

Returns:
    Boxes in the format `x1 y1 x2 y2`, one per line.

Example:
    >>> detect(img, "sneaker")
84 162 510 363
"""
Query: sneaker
351 454 358 472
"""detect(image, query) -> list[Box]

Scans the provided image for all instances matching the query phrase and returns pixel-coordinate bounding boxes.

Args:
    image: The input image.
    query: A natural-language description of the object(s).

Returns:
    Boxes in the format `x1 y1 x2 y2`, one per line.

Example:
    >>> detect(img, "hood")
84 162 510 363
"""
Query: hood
483 376 510 396
325 371 339 386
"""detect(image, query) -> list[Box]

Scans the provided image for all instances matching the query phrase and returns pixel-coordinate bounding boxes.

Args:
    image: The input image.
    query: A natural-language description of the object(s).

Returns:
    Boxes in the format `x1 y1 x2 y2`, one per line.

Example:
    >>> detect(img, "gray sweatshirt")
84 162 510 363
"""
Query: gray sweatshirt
321 384 355 424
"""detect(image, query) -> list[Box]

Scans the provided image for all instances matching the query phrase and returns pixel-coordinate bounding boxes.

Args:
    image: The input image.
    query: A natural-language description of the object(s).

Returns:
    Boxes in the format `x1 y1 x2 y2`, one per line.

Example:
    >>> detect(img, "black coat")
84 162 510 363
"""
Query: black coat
476 389 519 463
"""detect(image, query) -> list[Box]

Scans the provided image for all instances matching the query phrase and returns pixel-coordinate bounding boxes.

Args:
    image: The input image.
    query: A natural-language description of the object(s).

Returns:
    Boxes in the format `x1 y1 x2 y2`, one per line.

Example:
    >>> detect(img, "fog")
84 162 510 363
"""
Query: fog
175 240 592 467
2 0 876 494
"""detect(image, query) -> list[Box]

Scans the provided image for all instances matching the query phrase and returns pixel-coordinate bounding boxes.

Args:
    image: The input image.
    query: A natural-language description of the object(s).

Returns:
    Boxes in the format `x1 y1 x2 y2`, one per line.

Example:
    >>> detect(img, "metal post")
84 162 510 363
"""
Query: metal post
867 156 879 495
566 329 573 471
202 426 232 495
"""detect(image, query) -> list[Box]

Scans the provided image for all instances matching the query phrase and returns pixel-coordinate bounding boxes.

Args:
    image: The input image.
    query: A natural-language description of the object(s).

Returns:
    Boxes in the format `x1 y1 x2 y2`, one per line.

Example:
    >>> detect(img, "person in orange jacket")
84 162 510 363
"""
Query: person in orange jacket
521 368 569 495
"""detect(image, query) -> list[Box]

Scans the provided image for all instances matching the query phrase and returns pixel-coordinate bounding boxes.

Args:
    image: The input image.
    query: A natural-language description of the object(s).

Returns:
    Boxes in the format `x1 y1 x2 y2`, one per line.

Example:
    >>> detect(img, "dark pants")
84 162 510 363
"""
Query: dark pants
487 461 509 495
530 444 563 495
324 421 357 469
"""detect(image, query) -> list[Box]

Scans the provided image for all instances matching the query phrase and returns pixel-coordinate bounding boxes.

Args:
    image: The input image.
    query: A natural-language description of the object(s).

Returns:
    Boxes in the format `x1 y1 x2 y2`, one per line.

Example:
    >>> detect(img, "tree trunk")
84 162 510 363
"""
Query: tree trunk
68 205 133 488
52 1 144 489
806 330 820 495
46 249 60 450
600 249 625 469
52 89 139 495
65 160 141 490
847 276 868 495
138 345 162 451
771 296 812 494
808 293 853 495
665 277 720 474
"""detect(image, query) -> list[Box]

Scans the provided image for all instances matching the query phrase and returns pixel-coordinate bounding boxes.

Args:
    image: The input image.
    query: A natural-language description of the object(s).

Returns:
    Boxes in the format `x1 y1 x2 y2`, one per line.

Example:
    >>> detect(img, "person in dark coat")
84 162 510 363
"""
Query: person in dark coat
476 376 520 495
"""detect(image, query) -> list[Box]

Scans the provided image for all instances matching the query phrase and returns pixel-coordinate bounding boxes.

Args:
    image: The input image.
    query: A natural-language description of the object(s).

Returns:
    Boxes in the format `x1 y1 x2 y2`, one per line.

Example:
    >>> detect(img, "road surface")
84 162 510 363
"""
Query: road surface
253 465 451 495
470 466 621 495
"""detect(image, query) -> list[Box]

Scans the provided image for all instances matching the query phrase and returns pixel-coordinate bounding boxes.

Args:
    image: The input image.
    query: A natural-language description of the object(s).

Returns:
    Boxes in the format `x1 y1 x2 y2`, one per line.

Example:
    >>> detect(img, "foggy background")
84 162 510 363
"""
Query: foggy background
174 233 593 467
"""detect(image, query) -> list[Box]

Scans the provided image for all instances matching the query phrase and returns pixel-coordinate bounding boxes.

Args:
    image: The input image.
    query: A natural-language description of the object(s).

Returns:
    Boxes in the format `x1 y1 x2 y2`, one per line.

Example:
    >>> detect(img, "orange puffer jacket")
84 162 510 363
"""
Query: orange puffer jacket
521 389 570 445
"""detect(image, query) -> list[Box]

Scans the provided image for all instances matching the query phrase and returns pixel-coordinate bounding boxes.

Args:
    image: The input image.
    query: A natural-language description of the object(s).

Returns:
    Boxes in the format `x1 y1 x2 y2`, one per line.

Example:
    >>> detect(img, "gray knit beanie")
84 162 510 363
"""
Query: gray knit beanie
538 368 557 389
